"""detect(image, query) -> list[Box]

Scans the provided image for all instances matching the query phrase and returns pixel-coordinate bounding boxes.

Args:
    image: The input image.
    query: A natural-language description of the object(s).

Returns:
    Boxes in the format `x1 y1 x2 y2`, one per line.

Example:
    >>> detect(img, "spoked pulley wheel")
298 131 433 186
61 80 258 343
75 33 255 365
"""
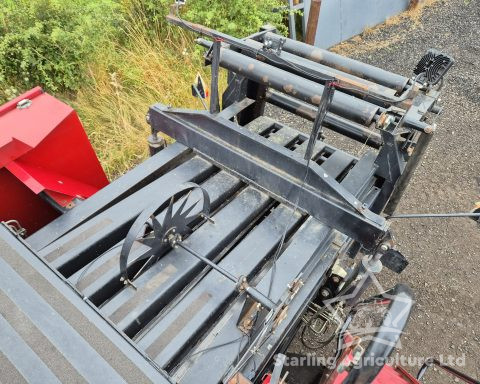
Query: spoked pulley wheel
119 182 211 285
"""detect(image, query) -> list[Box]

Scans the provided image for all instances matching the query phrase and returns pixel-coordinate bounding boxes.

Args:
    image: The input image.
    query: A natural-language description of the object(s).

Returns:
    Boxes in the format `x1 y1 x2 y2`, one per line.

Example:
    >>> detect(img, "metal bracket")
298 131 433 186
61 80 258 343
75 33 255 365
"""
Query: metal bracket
148 105 388 249
263 36 286 56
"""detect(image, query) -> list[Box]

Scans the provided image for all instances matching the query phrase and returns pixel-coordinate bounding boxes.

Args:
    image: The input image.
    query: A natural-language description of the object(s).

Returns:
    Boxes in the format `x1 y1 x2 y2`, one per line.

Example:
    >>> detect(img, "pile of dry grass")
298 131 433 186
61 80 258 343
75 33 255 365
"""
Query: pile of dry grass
74 21 212 179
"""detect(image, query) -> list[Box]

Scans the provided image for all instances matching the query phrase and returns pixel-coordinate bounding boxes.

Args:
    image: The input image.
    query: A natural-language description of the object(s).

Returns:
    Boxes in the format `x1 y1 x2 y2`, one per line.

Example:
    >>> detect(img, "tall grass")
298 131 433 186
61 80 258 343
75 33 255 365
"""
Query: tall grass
1 0 284 179
75 17 211 179
73 0 283 179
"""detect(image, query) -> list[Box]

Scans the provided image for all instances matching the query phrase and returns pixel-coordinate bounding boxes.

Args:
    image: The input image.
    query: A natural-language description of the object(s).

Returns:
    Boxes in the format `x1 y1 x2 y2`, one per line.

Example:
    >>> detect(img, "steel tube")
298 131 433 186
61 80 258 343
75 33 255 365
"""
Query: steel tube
176 242 237 283
166 14 407 95
243 38 398 103
265 90 382 148
177 242 276 310
388 212 480 219
196 39 381 125
264 32 409 93
245 286 276 311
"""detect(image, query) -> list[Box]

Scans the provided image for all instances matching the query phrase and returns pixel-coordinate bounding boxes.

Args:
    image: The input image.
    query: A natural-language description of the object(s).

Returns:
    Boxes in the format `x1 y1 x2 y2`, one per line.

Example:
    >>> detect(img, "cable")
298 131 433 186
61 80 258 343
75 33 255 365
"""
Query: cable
300 307 338 349
253 48 417 105
174 5 334 84
334 73 424 105
267 81 336 296
248 80 335 375
173 3 322 303
189 335 245 358
266 133 312 297
387 212 480 219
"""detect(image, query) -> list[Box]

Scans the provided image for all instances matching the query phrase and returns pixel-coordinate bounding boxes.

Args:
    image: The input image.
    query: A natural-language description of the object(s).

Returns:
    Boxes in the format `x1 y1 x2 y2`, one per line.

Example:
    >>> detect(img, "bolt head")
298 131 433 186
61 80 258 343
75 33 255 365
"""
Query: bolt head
320 288 330 298
16 99 32 109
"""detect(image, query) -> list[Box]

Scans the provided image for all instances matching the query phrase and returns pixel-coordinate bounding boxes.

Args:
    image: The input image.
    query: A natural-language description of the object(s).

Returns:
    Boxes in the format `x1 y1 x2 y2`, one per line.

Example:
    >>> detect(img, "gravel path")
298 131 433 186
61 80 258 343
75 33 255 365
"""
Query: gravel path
268 0 480 381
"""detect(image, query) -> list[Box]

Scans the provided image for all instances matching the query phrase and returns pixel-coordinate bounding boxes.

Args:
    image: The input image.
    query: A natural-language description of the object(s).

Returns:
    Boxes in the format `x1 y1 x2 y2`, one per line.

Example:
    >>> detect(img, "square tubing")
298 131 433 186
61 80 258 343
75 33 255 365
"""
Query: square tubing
148 105 388 249
209 39 221 114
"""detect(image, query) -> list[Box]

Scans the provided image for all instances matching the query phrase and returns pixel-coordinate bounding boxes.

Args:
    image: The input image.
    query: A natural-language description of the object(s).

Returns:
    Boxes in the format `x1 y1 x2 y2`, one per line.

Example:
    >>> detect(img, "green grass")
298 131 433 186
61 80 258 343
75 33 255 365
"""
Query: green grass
74 24 213 179
0 0 286 179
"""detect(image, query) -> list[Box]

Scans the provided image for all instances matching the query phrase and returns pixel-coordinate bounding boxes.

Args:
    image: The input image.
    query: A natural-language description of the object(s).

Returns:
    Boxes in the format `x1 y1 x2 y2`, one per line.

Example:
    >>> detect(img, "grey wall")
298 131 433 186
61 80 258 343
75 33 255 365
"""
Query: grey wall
302 0 410 48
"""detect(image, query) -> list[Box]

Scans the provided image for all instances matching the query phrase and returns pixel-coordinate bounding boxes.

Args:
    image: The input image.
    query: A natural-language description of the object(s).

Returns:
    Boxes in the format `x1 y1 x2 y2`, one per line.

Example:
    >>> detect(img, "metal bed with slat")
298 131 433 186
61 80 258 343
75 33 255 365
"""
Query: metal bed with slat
1 13 454 384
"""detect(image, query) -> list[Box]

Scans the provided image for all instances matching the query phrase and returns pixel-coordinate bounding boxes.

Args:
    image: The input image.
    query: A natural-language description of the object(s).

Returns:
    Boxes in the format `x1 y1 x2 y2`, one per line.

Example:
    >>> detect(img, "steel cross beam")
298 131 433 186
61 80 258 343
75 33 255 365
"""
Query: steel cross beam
147 105 388 249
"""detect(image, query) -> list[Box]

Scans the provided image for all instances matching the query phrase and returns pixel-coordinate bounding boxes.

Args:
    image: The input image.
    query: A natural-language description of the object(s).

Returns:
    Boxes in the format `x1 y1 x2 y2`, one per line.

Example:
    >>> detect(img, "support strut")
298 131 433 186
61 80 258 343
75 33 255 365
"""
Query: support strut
176 242 276 310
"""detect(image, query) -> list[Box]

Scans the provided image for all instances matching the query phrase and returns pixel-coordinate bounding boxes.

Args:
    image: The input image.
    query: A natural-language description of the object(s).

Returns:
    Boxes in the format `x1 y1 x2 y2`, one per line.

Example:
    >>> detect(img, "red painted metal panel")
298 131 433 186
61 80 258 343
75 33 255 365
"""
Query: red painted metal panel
0 88 109 234
325 361 419 384
322 332 420 384
373 365 419 384
0 169 58 234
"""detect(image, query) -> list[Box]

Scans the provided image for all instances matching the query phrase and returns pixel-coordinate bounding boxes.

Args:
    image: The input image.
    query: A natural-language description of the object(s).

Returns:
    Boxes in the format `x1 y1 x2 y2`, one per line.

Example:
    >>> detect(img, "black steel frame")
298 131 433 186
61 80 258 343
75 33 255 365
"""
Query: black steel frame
9 16 450 384
148 106 387 249
149 16 444 252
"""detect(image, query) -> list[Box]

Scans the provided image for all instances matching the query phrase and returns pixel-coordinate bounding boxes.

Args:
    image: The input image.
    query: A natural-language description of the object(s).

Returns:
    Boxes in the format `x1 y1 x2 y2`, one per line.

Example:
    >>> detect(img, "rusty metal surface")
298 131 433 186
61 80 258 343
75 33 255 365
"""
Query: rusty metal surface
264 32 409 92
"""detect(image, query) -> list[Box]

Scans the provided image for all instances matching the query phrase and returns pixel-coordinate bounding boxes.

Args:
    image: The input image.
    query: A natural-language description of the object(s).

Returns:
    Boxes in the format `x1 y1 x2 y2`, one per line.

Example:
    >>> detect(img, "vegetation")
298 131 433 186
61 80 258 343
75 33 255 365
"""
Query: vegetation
0 0 121 98
0 0 286 178
134 0 287 37
74 22 210 177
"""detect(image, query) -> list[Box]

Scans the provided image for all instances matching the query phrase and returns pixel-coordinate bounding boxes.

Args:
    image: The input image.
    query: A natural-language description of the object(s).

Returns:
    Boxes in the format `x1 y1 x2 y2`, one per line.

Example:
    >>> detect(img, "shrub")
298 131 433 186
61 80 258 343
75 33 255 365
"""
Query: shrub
0 0 288 176
123 0 287 37
0 0 287 101
0 0 121 99
183 0 287 37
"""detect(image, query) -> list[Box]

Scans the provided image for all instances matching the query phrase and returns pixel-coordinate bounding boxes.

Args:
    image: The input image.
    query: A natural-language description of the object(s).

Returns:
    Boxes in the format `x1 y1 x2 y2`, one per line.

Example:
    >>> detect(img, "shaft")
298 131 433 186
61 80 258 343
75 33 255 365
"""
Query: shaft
176 242 276 310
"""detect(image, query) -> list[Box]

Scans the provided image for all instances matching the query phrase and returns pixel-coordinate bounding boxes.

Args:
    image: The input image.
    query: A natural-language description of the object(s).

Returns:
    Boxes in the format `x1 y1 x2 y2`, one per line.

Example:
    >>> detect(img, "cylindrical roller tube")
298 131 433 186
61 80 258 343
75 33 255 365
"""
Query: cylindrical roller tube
266 90 382 148
264 32 409 93
197 39 380 125
244 38 398 103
